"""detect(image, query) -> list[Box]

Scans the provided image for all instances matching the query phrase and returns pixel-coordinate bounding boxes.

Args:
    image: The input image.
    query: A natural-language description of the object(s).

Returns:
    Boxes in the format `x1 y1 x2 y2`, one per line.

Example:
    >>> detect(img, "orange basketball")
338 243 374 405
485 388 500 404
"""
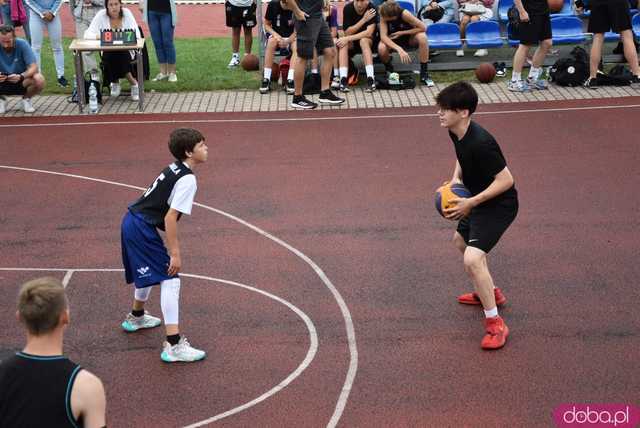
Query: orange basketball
548 0 564 13
240 53 259 71
475 62 496 83
271 62 280 83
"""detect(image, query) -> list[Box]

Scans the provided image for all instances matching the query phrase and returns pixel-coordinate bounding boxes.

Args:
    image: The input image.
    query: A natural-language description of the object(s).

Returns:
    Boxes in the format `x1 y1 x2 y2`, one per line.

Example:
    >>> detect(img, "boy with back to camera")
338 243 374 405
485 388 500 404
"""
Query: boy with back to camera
120 127 209 363
435 81 519 350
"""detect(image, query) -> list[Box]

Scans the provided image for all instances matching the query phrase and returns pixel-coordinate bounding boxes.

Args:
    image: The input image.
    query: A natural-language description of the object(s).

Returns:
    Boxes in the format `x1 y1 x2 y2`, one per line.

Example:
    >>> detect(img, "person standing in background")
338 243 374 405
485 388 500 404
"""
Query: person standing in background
141 0 178 82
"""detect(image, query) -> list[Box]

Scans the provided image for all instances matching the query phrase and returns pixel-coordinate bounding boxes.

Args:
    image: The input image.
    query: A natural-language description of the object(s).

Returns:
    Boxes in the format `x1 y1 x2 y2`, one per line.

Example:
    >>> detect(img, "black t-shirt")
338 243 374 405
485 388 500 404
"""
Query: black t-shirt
148 0 171 14
342 2 378 35
386 10 413 35
449 121 517 206
296 0 323 18
266 0 295 37
522 0 549 15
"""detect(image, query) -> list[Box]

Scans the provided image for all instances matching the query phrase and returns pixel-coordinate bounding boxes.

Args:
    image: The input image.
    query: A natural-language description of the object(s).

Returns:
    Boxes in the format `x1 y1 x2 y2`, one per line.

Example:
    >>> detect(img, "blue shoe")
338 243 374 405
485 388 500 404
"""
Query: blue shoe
121 311 161 332
527 78 548 90
507 80 531 92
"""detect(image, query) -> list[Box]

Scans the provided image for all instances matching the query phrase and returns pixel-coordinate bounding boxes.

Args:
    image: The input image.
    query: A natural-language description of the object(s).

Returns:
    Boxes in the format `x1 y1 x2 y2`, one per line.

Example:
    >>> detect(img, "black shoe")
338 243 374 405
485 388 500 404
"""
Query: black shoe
318 90 345 105
613 41 623 55
584 77 598 89
339 77 350 93
285 79 295 95
420 73 435 87
630 75 640 88
259 78 271 94
57 76 69 87
291 95 318 109
365 76 376 92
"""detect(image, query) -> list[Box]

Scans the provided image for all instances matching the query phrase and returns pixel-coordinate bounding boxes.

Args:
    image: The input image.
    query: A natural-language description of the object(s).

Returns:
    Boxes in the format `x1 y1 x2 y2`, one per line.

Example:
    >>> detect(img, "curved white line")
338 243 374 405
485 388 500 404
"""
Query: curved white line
0 267 318 426
0 165 358 427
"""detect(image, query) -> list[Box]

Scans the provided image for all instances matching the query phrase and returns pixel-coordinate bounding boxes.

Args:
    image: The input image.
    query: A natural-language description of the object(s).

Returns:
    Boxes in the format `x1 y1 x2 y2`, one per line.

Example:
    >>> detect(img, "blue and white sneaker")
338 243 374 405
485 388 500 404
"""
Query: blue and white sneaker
121 311 162 332
161 337 206 363
527 78 548 90
507 80 531 92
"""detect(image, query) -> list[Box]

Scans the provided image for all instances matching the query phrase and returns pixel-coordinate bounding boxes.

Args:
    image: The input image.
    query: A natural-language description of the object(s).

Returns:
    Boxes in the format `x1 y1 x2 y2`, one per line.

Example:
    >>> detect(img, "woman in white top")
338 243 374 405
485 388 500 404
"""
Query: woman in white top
84 0 141 100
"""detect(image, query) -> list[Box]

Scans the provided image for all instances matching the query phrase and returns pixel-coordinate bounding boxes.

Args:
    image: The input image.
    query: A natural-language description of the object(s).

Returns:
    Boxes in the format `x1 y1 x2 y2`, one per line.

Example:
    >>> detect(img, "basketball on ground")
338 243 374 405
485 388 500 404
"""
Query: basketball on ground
548 0 564 13
241 54 259 71
475 62 496 83
435 181 472 218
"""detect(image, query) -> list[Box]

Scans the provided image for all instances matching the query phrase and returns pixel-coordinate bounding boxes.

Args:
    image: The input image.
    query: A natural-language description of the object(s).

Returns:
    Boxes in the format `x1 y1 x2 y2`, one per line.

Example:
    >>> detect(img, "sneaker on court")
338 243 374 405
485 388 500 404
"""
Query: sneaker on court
527 78 548 90
22 98 35 113
161 336 206 363
110 82 121 97
338 77 350 93
121 311 162 332
331 75 340 89
130 84 140 101
285 79 295 95
318 90 345 105
57 76 69 87
481 316 509 350
167 72 178 83
0 96 6 114
291 94 317 109
421 73 435 87
507 80 530 92
259 78 271 94
228 55 240 68
457 287 507 306
583 77 598 89
365 76 376 92
152 73 167 82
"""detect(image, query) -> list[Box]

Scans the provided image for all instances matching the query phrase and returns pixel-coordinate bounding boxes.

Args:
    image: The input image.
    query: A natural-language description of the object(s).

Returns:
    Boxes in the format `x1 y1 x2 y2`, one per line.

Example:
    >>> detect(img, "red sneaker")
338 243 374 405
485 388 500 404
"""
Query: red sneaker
481 316 509 350
457 288 507 306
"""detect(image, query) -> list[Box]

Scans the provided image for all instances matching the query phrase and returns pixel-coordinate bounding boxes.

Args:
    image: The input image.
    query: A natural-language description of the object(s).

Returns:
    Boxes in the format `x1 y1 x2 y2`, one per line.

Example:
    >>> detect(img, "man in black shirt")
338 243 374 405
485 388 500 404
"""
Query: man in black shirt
508 0 552 92
435 81 519 350
260 0 297 94
336 0 378 92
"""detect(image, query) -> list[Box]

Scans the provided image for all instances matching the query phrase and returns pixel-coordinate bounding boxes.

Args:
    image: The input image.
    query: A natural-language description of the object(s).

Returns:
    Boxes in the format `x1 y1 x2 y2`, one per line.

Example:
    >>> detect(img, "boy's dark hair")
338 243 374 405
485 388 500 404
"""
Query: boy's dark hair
169 128 205 161
435 81 479 115
0 24 15 35
379 0 403 18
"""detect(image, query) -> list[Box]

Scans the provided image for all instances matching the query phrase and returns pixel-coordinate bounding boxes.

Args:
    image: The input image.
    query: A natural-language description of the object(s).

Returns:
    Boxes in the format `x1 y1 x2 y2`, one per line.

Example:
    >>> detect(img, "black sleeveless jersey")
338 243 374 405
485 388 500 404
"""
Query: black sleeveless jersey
387 11 412 35
0 352 83 427
128 161 194 231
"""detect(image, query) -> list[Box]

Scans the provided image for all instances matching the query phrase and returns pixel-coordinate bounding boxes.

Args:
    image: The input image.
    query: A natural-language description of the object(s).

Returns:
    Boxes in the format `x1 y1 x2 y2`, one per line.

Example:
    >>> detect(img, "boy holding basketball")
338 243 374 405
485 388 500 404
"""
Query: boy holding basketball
435 81 518 350
120 128 208 362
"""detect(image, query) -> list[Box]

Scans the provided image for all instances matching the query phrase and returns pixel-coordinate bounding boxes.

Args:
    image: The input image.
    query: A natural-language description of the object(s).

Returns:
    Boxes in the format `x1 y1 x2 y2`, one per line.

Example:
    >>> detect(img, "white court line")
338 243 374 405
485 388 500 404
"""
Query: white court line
0 166 357 428
61 270 75 288
0 267 318 427
1 103 640 129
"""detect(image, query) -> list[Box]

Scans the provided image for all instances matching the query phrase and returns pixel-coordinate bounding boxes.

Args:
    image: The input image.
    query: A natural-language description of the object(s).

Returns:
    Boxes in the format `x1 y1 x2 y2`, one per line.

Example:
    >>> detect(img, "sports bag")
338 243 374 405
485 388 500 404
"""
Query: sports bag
549 46 589 87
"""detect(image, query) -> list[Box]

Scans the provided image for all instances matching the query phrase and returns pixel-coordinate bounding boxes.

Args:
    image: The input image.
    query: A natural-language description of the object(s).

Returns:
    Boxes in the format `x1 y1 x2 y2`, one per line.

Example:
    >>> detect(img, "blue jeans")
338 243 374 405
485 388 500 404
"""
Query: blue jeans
1 2 30 43
147 11 176 64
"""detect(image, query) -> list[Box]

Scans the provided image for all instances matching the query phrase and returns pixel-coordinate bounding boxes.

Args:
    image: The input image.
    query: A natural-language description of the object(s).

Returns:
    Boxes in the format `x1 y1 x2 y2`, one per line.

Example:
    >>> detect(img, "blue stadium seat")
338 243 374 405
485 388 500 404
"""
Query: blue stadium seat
465 21 504 49
633 13 640 39
605 31 621 42
498 0 514 23
397 0 415 15
426 23 463 49
551 16 586 44
550 0 574 18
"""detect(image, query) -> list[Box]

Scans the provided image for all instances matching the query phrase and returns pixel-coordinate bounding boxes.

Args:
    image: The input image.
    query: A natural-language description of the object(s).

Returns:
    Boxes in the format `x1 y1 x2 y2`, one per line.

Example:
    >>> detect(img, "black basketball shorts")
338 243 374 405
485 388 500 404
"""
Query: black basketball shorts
517 12 552 46
0 81 27 96
588 0 632 34
225 1 257 29
456 198 518 254
295 16 335 59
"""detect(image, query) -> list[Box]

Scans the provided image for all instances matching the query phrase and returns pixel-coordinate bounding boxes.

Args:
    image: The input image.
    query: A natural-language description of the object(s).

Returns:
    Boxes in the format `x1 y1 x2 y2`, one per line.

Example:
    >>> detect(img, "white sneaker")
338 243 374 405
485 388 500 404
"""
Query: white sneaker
228 55 240 68
168 72 177 82
0 96 6 114
110 82 121 97
22 98 35 113
130 84 139 101
161 336 206 363
331 76 340 89
456 49 465 57
474 49 489 57
121 311 162 332
152 73 167 82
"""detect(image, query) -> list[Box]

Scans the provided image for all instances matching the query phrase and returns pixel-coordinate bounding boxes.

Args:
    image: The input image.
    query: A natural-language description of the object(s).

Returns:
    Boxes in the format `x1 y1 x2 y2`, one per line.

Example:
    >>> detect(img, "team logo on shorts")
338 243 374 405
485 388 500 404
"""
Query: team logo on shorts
137 266 151 277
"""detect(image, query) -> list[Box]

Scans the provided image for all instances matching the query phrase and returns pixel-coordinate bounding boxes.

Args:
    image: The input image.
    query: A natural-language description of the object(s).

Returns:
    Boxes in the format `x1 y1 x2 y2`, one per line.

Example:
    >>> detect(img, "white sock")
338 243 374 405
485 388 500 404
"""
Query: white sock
333 68 339 77
528 66 541 80
339 67 348 79
365 64 374 78
511 71 522 82
160 278 181 325
134 286 152 302
484 306 499 319
311 68 318 74
264 68 272 80
287 68 294 80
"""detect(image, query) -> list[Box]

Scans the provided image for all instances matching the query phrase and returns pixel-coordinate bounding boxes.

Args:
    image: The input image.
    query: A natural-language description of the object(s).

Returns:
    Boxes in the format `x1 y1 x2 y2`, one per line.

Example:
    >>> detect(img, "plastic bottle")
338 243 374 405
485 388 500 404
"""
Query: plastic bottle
88 82 99 114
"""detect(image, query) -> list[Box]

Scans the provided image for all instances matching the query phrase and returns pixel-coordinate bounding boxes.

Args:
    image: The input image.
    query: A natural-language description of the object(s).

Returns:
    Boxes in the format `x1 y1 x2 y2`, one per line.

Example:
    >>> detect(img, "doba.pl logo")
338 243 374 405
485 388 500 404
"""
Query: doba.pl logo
554 404 640 427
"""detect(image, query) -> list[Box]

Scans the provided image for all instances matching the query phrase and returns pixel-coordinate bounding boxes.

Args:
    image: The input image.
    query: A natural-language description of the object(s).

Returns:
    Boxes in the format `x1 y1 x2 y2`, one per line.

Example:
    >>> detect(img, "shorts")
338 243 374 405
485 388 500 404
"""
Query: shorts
295 16 334 59
121 211 178 288
347 37 376 56
225 1 257 29
456 198 518 254
0 80 27 96
382 33 412 50
588 0 632 34
516 12 552 46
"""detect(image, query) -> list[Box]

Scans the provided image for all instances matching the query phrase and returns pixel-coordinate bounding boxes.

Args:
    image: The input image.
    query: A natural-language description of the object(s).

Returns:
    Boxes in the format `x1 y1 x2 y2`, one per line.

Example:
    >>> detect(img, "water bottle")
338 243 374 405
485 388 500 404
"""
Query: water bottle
88 82 99 114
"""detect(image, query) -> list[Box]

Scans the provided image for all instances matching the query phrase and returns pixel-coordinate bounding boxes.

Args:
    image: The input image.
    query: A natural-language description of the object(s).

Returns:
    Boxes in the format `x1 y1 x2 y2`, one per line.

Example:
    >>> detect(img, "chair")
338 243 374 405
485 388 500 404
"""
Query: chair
633 13 640 39
550 16 586 44
465 20 504 49
426 23 463 49
498 0 514 23
550 0 574 18
604 31 621 42
397 0 415 15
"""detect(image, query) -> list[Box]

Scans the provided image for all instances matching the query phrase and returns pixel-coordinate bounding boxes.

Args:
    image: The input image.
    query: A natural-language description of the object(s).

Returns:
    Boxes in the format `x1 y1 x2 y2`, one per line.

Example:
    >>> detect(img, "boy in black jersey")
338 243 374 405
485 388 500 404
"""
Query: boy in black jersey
0 277 106 427
120 128 209 363
435 82 518 350
260 0 297 94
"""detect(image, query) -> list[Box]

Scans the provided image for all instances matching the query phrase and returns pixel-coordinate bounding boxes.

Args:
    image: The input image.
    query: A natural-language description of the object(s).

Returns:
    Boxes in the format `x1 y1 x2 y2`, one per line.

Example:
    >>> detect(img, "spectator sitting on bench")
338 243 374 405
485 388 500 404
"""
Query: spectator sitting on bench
0 24 44 114
84 0 142 101
456 0 494 57
336 0 378 92
418 0 455 25
260 0 297 94
378 0 434 86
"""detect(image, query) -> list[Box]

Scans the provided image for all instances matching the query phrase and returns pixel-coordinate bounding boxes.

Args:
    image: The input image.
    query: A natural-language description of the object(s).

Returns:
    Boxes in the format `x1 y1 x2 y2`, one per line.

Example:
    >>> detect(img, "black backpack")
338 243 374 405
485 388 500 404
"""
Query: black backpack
375 72 416 90
549 46 589 87
594 65 632 86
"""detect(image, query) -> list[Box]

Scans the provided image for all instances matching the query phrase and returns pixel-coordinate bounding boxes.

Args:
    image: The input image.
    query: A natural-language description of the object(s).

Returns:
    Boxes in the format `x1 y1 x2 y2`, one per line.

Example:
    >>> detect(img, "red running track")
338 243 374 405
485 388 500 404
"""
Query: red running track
0 98 639 427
